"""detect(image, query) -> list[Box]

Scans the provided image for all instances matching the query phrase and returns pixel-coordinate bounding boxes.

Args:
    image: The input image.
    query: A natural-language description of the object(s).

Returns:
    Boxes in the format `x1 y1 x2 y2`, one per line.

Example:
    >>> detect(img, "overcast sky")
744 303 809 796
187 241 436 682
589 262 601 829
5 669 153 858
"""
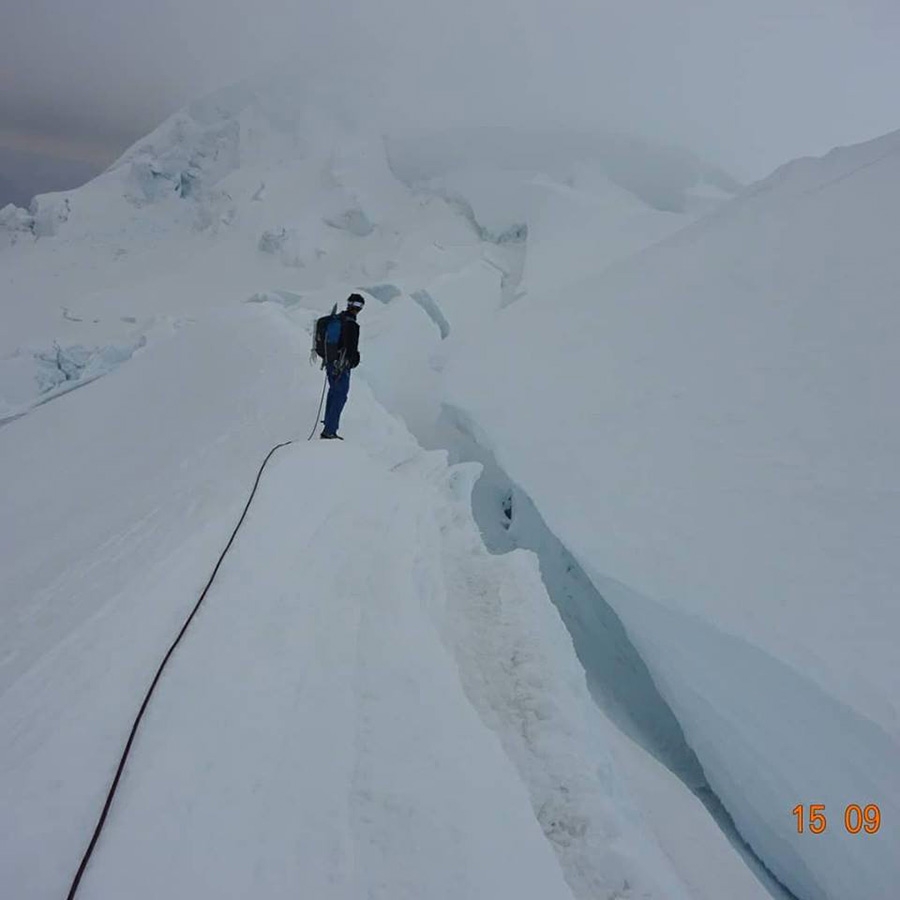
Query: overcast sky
2 0 899 191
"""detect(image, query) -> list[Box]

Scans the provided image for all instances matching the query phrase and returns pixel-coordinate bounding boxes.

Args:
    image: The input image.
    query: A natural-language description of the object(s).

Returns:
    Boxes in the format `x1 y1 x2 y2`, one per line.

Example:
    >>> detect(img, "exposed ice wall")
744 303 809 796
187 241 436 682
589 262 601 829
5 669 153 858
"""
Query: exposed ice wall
1 335 147 424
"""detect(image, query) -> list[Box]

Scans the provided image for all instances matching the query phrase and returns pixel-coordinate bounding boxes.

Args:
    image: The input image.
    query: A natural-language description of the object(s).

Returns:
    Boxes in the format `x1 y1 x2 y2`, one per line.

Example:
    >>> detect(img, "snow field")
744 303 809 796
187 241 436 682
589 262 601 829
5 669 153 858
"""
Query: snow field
1 284 766 898
1 305 309 896
0 301 682 899
9 79 892 900
443 130 900 900
73 441 572 899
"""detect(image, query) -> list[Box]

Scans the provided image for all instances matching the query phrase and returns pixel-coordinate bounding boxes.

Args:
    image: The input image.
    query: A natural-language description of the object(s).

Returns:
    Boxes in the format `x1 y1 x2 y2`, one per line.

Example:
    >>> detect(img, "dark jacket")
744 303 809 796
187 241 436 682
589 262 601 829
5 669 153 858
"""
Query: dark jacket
315 309 361 368
339 311 360 368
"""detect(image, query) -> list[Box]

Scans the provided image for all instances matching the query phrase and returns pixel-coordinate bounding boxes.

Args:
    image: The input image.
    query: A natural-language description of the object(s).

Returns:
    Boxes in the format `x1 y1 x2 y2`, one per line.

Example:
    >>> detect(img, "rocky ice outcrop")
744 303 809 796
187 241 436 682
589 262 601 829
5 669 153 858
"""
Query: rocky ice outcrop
0 203 35 246
0 335 147 423
0 195 74 242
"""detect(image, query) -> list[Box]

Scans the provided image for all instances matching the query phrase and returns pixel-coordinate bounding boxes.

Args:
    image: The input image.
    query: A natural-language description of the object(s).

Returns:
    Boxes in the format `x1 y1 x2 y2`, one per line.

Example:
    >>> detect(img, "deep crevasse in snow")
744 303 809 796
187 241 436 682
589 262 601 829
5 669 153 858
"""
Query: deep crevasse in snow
440 131 900 900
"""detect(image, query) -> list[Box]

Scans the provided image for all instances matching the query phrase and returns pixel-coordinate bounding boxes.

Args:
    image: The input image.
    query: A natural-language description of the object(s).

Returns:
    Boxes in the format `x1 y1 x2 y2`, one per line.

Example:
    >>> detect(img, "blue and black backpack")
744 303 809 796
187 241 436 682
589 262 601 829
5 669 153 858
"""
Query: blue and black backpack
314 305 344 362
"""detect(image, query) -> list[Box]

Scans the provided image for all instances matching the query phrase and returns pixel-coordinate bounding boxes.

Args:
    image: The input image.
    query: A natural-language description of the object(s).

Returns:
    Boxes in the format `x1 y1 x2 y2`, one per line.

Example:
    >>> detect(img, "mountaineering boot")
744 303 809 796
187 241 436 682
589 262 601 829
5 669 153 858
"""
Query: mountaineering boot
320 431 344 440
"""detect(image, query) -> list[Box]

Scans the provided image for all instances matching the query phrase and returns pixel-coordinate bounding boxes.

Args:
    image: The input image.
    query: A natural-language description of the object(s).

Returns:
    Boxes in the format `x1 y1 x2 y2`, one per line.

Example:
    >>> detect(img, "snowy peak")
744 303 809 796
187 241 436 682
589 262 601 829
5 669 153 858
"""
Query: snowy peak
109 80 321 205
1 75 742 253
745 127 900 200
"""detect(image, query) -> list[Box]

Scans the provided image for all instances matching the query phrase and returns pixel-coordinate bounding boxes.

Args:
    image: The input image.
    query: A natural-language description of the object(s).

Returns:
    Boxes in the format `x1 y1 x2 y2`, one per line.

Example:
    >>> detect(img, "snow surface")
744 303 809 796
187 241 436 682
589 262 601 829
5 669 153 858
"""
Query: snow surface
4 75 892 900
0 303 714 899
444 129 900 900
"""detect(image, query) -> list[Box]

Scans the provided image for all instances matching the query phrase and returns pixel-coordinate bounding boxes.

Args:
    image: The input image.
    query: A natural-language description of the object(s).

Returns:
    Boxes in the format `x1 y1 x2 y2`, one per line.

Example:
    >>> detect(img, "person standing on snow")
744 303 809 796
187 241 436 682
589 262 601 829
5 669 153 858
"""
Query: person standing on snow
314 293 364 439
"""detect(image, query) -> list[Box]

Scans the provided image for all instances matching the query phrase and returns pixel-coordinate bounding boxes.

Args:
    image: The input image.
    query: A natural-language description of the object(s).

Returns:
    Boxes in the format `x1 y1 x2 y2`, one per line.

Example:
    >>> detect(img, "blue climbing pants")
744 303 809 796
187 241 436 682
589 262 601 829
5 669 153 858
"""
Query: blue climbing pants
323 363 351 434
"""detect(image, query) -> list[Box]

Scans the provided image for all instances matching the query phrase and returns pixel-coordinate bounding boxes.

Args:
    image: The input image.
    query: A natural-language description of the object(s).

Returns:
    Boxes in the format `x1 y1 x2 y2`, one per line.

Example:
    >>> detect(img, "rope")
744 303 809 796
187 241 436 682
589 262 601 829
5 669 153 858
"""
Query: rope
308 317 334 442
307 368 328 441
66 439 293 899
309 327 349 442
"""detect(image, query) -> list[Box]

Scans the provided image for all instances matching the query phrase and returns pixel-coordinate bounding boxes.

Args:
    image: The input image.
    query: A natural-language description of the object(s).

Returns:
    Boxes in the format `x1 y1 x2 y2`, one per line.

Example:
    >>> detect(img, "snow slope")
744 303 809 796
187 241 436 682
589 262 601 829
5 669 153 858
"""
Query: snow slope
1 301 754 900
445 130 900 900
68 438 581 900
1 80 775 900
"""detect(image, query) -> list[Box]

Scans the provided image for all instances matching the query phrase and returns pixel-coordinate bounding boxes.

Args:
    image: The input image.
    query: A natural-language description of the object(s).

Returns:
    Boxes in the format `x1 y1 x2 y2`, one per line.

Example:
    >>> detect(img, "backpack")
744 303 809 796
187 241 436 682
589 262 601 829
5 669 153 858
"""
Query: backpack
314 306 345 361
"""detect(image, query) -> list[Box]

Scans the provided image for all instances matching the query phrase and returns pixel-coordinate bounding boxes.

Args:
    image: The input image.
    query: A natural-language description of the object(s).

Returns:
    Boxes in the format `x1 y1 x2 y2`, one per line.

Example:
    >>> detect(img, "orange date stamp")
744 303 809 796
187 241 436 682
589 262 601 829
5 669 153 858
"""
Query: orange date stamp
792 803 881 834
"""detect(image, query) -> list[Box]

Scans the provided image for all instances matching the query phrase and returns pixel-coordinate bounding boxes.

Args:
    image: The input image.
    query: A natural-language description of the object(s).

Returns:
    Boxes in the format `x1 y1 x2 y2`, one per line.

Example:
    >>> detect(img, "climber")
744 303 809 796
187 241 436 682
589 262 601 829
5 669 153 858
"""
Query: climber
313 293 364 439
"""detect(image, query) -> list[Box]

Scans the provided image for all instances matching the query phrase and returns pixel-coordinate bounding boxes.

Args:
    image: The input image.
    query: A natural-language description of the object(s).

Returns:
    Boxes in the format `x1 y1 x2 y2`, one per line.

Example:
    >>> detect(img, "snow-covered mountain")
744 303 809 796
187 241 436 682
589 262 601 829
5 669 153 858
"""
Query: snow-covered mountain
2 78 896 900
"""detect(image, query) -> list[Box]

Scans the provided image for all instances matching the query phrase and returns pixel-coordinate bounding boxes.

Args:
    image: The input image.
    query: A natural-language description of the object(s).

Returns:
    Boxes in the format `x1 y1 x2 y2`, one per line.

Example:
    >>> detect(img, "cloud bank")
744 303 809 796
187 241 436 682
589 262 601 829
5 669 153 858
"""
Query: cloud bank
2 0 899 181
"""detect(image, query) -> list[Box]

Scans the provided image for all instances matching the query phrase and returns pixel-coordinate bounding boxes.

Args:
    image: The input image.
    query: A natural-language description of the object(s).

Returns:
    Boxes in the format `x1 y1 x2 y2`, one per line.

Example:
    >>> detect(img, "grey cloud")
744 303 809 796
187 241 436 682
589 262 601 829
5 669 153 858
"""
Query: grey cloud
0 144 98 207
2 0 899 181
